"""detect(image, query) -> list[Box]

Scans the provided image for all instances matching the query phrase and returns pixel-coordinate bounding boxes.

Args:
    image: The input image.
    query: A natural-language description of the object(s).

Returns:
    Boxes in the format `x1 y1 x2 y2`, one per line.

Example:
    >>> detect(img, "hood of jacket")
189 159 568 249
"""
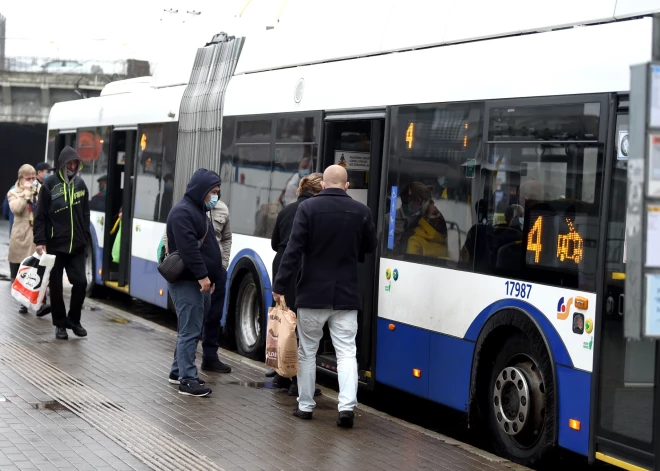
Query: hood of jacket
57 147 83 182
184 168 221 210
413 217 446 243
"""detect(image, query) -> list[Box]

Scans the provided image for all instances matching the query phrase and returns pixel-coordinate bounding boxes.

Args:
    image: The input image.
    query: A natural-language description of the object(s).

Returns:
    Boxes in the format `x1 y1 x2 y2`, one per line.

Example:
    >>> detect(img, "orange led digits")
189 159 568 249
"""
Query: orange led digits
527 217 543 263
406 123 414 149
557 218 584 264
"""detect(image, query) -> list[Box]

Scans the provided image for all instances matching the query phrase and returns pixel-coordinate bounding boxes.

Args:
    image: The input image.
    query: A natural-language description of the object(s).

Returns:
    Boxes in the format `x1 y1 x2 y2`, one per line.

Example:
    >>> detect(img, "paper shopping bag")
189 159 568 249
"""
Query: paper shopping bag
11 252 56 312
265 298 299 378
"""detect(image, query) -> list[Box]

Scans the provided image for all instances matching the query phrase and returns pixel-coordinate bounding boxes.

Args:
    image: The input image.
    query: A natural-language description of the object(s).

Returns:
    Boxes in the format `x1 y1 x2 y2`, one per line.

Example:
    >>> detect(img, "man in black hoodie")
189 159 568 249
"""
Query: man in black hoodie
34 147 90 340
165 168 223 397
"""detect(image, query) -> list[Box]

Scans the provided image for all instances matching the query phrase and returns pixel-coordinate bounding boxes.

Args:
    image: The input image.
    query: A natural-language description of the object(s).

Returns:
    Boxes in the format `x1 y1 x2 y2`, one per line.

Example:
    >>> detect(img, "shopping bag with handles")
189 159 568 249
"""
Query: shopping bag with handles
265 297 299 378
11 252 56 312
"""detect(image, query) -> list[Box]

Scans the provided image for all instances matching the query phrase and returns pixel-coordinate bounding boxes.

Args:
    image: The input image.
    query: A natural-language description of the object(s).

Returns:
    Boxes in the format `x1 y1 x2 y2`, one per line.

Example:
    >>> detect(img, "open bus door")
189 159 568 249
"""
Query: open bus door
593 96 657 470
101 128 137 293
318 111 385 387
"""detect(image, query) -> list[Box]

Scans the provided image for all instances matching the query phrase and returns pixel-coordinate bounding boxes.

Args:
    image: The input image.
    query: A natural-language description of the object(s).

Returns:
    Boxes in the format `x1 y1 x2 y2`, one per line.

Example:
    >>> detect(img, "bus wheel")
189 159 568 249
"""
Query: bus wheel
486 331 554 466
85 242 100 298
234 273 265 360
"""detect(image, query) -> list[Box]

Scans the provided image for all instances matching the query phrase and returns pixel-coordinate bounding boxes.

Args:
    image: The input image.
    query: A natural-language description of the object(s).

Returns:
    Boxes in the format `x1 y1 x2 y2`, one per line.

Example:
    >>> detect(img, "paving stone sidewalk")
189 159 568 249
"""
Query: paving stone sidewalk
0 274 528 471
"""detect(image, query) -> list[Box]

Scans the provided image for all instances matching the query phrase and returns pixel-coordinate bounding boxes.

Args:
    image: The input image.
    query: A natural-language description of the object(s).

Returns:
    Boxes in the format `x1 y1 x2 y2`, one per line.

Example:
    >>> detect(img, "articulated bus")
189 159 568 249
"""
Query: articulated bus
46 3 660 469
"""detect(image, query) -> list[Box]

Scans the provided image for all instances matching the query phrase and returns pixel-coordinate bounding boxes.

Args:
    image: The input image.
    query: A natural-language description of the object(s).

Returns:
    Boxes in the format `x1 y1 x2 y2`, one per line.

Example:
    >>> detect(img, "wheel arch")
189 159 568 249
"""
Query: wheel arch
466 300 570 446
222 249 272 333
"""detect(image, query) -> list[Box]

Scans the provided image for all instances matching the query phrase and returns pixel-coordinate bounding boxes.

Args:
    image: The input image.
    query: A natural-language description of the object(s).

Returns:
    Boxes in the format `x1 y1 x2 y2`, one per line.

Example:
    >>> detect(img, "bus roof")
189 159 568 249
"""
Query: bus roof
233 0 660 75
48 85 185 131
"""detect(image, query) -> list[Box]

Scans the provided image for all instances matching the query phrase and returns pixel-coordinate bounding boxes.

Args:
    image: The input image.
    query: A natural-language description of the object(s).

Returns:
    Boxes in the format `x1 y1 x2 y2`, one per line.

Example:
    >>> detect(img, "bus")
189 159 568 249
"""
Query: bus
45 3 660 469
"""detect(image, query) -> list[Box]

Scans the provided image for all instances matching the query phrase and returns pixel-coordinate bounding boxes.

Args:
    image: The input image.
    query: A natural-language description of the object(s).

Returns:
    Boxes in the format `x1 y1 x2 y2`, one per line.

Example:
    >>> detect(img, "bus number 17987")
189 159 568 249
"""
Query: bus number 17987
504 281 532 300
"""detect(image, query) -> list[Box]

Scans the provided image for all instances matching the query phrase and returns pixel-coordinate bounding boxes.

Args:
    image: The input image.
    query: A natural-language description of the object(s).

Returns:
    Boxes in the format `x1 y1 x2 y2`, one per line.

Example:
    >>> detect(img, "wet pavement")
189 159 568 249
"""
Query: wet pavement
0 220 529 471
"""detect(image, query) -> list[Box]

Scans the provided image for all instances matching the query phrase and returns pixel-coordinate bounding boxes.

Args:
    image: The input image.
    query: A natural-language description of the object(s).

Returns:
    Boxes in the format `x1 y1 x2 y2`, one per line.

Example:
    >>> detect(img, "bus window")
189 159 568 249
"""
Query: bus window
472 102 603 292
384 102 483 269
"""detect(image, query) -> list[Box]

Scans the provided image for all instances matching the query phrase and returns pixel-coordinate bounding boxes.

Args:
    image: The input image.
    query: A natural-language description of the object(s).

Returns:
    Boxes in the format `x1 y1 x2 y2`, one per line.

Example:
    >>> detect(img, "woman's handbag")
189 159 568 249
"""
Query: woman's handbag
157 219 208 283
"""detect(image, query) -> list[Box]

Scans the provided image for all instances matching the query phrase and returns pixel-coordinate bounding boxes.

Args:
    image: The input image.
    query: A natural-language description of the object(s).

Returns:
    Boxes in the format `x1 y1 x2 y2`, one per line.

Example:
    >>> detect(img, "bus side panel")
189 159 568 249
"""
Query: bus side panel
88 223 103 285
376 319 430 398
428 333 473 412
130 257 168 309
557 366 591 456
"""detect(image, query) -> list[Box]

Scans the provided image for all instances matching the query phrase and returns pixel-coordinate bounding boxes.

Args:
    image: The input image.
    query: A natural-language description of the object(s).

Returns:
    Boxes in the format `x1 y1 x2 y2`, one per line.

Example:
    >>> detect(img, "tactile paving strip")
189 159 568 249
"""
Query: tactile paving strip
0 338 226 471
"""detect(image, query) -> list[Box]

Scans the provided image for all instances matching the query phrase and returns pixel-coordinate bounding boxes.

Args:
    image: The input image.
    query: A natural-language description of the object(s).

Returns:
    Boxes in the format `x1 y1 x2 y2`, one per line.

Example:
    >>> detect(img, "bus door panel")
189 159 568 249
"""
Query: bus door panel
320 116 385 378
596 106 656 467
102 129 136 290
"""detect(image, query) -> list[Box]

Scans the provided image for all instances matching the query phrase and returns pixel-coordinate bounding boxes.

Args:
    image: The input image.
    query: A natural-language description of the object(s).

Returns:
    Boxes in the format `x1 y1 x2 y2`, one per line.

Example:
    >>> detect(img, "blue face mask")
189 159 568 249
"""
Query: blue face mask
205 194 219 210
299 168 310 177
100 188 107 196
44 173 52 180
164 183 173 191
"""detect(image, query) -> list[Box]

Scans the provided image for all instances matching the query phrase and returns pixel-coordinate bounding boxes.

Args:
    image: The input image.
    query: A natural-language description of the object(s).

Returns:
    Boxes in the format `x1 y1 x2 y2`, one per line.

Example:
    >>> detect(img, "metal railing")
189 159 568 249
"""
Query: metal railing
1 56 151 77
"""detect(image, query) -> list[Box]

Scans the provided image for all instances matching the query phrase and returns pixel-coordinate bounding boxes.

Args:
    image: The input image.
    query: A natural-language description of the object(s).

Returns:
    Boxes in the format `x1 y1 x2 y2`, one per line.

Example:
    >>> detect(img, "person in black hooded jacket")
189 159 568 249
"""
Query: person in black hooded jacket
165 168 223 397
34 147 90 340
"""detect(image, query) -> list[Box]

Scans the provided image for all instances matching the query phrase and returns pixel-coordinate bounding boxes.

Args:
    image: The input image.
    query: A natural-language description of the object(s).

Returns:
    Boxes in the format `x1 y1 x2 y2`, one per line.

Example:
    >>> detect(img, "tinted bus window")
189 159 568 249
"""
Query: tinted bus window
384 103 483 269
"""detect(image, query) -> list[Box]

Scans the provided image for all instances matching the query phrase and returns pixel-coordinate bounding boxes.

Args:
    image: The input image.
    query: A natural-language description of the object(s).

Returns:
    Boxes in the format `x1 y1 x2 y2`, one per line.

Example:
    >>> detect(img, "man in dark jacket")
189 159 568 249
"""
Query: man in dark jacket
34 147 90 340
273 165 377 428
165 168 223 397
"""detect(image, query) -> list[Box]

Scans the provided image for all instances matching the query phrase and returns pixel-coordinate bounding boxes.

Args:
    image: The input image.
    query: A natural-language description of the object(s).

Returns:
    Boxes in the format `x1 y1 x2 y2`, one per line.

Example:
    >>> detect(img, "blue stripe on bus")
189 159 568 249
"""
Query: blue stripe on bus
222 249 272 330
376 318 474 411
464 298 573 368
130 257 168 309
556 366 590 455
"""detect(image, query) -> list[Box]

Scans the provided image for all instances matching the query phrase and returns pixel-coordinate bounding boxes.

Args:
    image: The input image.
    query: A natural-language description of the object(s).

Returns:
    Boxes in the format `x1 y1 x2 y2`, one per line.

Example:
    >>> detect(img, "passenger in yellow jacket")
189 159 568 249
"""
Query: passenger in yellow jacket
406 202 449 259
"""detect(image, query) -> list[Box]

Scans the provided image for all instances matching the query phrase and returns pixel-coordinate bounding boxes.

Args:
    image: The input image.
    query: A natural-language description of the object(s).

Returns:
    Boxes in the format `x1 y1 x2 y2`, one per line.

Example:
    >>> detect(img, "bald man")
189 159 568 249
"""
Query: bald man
273 165 377 428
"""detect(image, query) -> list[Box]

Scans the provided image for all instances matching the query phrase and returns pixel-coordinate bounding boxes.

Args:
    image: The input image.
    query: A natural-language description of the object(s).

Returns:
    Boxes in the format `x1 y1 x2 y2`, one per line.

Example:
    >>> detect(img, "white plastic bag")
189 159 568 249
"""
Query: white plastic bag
11 252 56 312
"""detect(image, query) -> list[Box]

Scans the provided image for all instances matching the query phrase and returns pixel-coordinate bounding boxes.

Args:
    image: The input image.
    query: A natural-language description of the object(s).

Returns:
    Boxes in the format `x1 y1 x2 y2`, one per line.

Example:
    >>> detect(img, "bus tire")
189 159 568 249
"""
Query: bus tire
480 328 555 466
85 242 102 298
234 272 265 360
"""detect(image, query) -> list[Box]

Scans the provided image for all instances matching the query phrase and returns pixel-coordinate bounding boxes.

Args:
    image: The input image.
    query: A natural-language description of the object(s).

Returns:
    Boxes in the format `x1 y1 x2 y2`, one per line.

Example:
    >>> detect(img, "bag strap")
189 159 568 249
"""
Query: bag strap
164 217 209 256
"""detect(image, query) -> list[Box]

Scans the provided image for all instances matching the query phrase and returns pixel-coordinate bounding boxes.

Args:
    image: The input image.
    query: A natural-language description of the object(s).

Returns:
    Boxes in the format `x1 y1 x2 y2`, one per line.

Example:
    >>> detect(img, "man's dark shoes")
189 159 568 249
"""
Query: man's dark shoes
287 384 322 397
18 306 27 314
265 368 276 377
66 321 87 337
272 374 292 389
36 304 51 317
55 327 68 340
337 410 355 428
169 373 205 386
292 406 313 420
201 359 231 374
179 380 211 397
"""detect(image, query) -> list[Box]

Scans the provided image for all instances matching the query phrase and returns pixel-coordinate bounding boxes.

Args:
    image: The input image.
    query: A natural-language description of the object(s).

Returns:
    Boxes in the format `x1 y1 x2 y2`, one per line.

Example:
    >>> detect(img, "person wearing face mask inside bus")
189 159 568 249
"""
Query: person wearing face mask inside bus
34 147 90 340
165 169 224 397
279 156 311 208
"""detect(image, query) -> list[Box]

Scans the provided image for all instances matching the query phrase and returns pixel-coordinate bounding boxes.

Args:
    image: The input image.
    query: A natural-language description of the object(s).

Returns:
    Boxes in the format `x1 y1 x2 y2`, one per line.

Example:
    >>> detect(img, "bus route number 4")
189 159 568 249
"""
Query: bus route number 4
505 281 532 299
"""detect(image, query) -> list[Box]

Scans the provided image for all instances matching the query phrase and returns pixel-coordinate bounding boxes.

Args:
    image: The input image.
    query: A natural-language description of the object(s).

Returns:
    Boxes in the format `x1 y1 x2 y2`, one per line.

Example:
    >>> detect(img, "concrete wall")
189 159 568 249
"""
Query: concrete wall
0 71 106 123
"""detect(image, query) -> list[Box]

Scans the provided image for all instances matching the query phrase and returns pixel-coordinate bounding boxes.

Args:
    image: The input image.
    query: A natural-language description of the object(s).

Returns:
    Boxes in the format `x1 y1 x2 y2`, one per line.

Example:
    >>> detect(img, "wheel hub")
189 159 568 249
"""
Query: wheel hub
239 283 259 348
493 366 530 436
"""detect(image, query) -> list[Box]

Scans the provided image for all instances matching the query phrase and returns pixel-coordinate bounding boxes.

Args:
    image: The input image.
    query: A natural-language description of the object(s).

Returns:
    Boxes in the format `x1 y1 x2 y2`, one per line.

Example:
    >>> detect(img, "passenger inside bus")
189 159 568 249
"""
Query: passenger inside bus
89 174 107 211
405 183 449 259
153 173 174 222
279 157 311 208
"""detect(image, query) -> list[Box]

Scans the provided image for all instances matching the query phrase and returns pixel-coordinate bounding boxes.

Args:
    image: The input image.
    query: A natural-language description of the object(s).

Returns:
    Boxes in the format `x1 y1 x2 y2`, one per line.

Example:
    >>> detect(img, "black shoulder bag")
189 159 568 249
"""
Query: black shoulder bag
158 218 209 283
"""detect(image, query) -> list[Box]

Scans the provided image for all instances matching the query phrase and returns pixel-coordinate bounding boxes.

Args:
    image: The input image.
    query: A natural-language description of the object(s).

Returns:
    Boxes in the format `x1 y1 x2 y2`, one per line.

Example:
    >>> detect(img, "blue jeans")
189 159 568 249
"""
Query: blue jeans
169 280 210 382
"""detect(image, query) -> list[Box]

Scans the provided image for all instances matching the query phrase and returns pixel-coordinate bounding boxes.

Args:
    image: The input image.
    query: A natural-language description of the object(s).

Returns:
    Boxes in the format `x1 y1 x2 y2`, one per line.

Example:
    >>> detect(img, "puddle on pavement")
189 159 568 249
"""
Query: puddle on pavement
228 381 277 390
31 400 67 411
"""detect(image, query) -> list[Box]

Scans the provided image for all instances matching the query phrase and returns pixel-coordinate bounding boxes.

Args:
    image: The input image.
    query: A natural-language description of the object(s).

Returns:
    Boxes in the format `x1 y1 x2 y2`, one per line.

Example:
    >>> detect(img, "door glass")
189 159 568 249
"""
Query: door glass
327 120 371 205
598 112 656 450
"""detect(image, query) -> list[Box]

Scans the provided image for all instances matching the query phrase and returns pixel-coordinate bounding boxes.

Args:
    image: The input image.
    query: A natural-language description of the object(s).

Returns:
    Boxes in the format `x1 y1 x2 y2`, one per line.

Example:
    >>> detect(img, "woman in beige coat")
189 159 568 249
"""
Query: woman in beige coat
8 164 50 315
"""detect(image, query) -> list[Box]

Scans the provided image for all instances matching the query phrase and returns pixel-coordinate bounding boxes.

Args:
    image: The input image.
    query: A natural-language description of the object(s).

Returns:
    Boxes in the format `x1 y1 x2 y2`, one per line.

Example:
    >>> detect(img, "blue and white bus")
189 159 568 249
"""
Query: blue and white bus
46 2 660 469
